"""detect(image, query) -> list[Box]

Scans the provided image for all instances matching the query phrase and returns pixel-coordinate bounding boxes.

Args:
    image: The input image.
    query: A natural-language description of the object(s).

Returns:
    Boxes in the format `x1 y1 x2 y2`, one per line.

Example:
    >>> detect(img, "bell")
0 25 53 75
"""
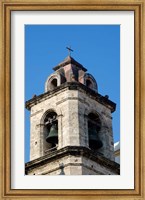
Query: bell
88 126 103 150
46 123 58 144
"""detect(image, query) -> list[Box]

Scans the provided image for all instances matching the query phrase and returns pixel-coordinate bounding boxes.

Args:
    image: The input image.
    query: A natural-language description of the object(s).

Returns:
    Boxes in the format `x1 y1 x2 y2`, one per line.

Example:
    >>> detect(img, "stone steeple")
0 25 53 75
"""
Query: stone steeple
25 55 119 175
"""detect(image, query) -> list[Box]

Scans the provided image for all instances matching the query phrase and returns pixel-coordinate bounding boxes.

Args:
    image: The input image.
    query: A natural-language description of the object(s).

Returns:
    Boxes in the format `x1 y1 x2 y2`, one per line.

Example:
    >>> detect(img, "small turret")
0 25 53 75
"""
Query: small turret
45 55 98 92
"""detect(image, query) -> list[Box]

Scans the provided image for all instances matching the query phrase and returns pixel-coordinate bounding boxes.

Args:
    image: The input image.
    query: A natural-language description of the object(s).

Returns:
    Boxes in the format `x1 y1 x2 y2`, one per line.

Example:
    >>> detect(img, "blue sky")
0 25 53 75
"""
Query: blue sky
25 25 120 163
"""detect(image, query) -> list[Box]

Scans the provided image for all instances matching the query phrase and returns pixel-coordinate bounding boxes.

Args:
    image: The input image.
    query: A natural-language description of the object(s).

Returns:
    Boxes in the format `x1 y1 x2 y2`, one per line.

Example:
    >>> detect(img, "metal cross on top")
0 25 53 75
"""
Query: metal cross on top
66 46 73 56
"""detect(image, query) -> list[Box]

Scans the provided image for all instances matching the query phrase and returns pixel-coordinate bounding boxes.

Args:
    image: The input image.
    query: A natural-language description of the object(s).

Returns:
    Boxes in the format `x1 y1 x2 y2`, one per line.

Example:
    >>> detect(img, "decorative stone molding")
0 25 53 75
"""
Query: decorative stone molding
25 146 120 175
26 82 116 112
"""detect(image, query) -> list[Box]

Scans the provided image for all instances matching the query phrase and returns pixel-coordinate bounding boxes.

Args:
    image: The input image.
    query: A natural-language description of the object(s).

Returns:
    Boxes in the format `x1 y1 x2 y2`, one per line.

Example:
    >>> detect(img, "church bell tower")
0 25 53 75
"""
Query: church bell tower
25 53 120 175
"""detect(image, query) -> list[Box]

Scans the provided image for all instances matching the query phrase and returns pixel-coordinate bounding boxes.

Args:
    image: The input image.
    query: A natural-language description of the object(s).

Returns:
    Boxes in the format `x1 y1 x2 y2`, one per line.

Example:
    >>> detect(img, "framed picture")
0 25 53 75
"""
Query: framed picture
0 0 144 199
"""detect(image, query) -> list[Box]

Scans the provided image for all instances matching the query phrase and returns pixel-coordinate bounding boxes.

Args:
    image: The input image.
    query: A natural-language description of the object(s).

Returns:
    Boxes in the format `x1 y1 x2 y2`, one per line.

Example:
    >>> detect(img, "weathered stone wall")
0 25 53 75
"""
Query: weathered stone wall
78 90 115 161
30 87 68 160
30 88 80 160
30 86 115 162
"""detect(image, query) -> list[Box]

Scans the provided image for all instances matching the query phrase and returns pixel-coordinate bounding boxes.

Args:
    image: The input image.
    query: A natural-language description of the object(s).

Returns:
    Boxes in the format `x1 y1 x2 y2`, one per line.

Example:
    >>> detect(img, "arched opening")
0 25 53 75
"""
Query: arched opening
84 73 98 92
50 78 57 90
86 79 93 89
43 111 58 154
88 113 103 151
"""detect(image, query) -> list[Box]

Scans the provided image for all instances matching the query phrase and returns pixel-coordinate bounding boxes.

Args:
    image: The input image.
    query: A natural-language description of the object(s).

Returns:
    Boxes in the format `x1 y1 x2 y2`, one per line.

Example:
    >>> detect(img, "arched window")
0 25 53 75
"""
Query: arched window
88 113 103 150
43 111 58 153
84 73 98 92
86 79 93 89
50 78 57 90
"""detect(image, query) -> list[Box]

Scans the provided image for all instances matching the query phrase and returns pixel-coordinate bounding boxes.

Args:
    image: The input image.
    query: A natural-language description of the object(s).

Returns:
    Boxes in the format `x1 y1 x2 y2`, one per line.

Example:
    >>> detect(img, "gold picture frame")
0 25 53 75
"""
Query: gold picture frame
0 0 145 199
